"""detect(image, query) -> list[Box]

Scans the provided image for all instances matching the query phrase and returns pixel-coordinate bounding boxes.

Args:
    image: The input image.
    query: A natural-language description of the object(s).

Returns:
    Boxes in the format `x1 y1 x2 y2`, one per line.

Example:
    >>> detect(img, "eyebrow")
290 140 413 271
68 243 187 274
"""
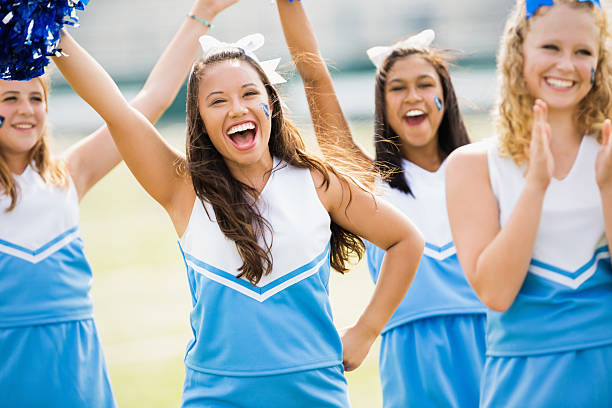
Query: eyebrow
205 83 259 100
1 91 43 97
387 74 436 85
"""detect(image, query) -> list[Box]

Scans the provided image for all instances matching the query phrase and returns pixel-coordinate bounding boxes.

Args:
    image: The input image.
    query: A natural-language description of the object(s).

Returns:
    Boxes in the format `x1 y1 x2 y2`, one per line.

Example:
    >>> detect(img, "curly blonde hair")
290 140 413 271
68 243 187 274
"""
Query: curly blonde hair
1 74 68 212
496 0 612 164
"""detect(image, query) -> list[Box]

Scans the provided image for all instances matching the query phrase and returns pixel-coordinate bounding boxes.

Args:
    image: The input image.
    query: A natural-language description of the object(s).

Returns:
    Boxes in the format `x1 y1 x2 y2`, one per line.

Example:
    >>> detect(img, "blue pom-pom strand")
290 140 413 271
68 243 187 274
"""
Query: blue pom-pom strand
0 0 91 81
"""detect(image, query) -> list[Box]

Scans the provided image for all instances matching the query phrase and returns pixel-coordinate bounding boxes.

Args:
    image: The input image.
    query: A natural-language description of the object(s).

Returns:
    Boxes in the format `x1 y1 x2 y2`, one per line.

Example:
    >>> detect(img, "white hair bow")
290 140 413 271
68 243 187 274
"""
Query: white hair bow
366 29 436 69
199 33 286 84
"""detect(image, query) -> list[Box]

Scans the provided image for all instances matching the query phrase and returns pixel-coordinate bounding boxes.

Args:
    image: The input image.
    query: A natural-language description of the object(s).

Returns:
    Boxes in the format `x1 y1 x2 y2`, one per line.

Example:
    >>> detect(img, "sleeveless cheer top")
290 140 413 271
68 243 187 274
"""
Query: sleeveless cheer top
486 135 612 356
0 165 93 328
366 159 485 333
178 160 343 376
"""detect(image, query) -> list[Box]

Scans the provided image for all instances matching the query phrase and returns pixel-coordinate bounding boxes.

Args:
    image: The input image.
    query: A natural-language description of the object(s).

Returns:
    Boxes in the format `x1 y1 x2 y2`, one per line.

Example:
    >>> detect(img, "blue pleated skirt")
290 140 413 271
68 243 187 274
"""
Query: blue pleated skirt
181 364 350 408
481 343 612 408
379 314 486 408
0 318 116 408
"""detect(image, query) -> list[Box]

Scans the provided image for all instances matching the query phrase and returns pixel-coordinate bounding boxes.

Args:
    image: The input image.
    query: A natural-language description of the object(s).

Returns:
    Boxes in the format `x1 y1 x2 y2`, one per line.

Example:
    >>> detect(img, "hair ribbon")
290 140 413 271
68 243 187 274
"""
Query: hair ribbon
199 33 286 84
366 29 435 69
526 0 601 19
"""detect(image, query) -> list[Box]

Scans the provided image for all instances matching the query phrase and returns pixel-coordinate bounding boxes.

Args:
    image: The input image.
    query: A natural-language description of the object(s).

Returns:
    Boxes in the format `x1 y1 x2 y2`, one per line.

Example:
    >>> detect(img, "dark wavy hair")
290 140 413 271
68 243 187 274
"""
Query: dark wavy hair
374 48 470 196
185 49 365 285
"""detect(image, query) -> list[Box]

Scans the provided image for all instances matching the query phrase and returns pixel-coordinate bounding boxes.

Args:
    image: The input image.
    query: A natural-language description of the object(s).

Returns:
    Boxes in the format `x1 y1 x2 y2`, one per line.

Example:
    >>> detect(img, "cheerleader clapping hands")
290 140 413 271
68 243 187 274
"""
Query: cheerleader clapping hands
446 1 612 406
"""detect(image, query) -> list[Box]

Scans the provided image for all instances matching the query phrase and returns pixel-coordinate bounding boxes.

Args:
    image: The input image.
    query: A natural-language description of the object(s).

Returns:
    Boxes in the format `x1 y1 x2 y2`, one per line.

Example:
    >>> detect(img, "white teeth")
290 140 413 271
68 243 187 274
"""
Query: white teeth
405 109 425 117
546 78 573 89
227 122 255 135
14 124 33 129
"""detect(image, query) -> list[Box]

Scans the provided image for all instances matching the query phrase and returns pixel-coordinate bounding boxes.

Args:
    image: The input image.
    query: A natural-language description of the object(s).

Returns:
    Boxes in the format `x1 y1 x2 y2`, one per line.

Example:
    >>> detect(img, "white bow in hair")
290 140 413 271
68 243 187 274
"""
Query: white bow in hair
199 33 286 84
366 29 436 69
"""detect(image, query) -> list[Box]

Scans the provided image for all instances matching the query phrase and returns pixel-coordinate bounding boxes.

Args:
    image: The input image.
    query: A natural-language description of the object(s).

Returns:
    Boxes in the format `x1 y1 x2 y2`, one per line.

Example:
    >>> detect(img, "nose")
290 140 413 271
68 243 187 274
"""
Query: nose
228 98 248 118
16 99 35 116
404 86 423 103
556 51 575 74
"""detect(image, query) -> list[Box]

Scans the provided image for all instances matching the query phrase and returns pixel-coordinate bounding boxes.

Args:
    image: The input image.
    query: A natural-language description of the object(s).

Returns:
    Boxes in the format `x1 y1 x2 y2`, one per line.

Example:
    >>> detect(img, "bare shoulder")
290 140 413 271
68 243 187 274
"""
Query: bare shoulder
309 166 342 213
447 140 489 168
446 140 493 183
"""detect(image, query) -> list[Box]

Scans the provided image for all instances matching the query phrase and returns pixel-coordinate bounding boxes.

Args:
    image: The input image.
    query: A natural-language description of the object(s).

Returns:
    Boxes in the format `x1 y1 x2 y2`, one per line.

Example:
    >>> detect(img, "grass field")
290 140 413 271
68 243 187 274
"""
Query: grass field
75 115 492 407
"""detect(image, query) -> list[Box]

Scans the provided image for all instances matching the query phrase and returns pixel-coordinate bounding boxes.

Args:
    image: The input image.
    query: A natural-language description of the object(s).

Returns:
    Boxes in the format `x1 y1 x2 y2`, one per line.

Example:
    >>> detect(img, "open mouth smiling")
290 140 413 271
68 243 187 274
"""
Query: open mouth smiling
226 121 258 151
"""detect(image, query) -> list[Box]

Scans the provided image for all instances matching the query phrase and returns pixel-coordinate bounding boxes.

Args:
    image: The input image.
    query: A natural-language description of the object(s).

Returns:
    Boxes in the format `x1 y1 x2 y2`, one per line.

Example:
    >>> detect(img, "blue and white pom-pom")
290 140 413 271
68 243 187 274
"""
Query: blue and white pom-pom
0 0 90 81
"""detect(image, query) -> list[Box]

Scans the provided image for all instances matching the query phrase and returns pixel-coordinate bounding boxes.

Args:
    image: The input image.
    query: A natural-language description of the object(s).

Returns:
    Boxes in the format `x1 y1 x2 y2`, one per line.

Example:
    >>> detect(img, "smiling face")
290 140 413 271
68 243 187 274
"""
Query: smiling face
523 3 599 114
0 78 47 171
197 59 273 175
384 54 444 159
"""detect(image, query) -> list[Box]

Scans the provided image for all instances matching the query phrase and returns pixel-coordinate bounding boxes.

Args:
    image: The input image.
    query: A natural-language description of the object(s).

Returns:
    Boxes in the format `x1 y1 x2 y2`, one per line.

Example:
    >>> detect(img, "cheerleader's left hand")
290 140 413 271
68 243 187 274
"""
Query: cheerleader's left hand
340 324 377 372
596 119 612 194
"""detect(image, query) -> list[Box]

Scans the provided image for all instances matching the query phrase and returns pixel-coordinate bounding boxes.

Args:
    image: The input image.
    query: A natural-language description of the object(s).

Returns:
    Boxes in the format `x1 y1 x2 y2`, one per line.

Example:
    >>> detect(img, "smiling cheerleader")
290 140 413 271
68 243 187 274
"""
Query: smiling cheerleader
446 0 612 406
50 0 426 405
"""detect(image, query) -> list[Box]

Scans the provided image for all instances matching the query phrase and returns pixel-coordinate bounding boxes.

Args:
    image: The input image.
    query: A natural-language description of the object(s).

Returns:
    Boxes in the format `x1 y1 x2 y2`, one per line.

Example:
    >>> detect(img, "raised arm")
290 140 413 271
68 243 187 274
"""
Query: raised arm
314 170 424 370
64 0 238 200
446 101 554 312
53 30 194 233
275 0 372 166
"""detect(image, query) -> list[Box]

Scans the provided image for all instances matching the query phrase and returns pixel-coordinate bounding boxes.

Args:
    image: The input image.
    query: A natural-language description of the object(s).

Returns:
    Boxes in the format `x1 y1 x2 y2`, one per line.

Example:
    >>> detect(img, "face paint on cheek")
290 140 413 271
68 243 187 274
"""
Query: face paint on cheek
0 115 4 128
591 67 596 85
434 96 443 112
260 103 270 119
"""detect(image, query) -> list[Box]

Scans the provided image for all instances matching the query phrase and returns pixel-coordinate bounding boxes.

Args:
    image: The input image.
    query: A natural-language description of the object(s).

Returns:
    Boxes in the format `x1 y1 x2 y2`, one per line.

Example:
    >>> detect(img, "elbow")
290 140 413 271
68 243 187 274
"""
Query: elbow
132 89 171 122
482 296 512 313
471 261 515 313
472 278 515 313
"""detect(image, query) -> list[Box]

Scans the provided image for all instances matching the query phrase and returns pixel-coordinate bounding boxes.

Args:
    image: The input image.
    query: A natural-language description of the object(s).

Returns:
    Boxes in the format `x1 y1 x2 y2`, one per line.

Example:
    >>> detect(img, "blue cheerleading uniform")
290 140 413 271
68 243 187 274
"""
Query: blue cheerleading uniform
0 165 116 408
178 160 349 408
367 159 486 408
482 135 612 407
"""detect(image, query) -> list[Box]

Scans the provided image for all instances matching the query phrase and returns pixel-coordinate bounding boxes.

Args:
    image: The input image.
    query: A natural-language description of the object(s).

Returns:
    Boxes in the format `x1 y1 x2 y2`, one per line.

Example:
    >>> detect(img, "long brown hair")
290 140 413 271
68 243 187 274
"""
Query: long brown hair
496 0 612 164
186 49 366 285
373 48 470 196
0 74 68 212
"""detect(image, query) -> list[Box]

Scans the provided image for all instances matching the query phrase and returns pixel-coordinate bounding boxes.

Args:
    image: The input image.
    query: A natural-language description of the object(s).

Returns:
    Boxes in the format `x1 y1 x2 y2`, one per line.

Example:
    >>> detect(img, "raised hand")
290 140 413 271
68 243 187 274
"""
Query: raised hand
190 0 240 22
526 99 554 191
596 119 612 193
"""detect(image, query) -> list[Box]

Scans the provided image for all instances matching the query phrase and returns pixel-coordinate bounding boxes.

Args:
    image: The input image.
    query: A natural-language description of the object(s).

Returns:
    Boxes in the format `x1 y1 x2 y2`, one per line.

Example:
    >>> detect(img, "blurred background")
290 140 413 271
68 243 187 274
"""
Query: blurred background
49 0 515 406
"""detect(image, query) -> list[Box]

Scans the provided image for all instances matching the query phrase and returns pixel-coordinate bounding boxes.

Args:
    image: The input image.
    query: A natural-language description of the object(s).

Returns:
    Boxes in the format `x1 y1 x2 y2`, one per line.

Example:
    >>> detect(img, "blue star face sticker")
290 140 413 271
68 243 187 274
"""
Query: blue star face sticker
0 115 4 128
591 67 596 85
434 96 443 112
260 103 270 119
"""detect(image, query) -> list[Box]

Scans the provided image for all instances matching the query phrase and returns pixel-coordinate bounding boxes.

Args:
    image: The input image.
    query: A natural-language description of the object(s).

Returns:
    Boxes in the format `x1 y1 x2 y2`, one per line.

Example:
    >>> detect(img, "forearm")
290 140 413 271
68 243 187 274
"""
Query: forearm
53 30 130 126
133 10 214 122
276 0 329 84
475 183 546 311
276 0 372 165
356 236 423 337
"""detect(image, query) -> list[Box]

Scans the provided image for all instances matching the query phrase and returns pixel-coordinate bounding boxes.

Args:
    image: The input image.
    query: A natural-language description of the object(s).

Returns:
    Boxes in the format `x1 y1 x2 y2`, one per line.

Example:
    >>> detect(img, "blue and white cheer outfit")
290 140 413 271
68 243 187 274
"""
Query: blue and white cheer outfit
482 135 612 407
178 161 349 408
367 159 486 408
0 165 116 407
